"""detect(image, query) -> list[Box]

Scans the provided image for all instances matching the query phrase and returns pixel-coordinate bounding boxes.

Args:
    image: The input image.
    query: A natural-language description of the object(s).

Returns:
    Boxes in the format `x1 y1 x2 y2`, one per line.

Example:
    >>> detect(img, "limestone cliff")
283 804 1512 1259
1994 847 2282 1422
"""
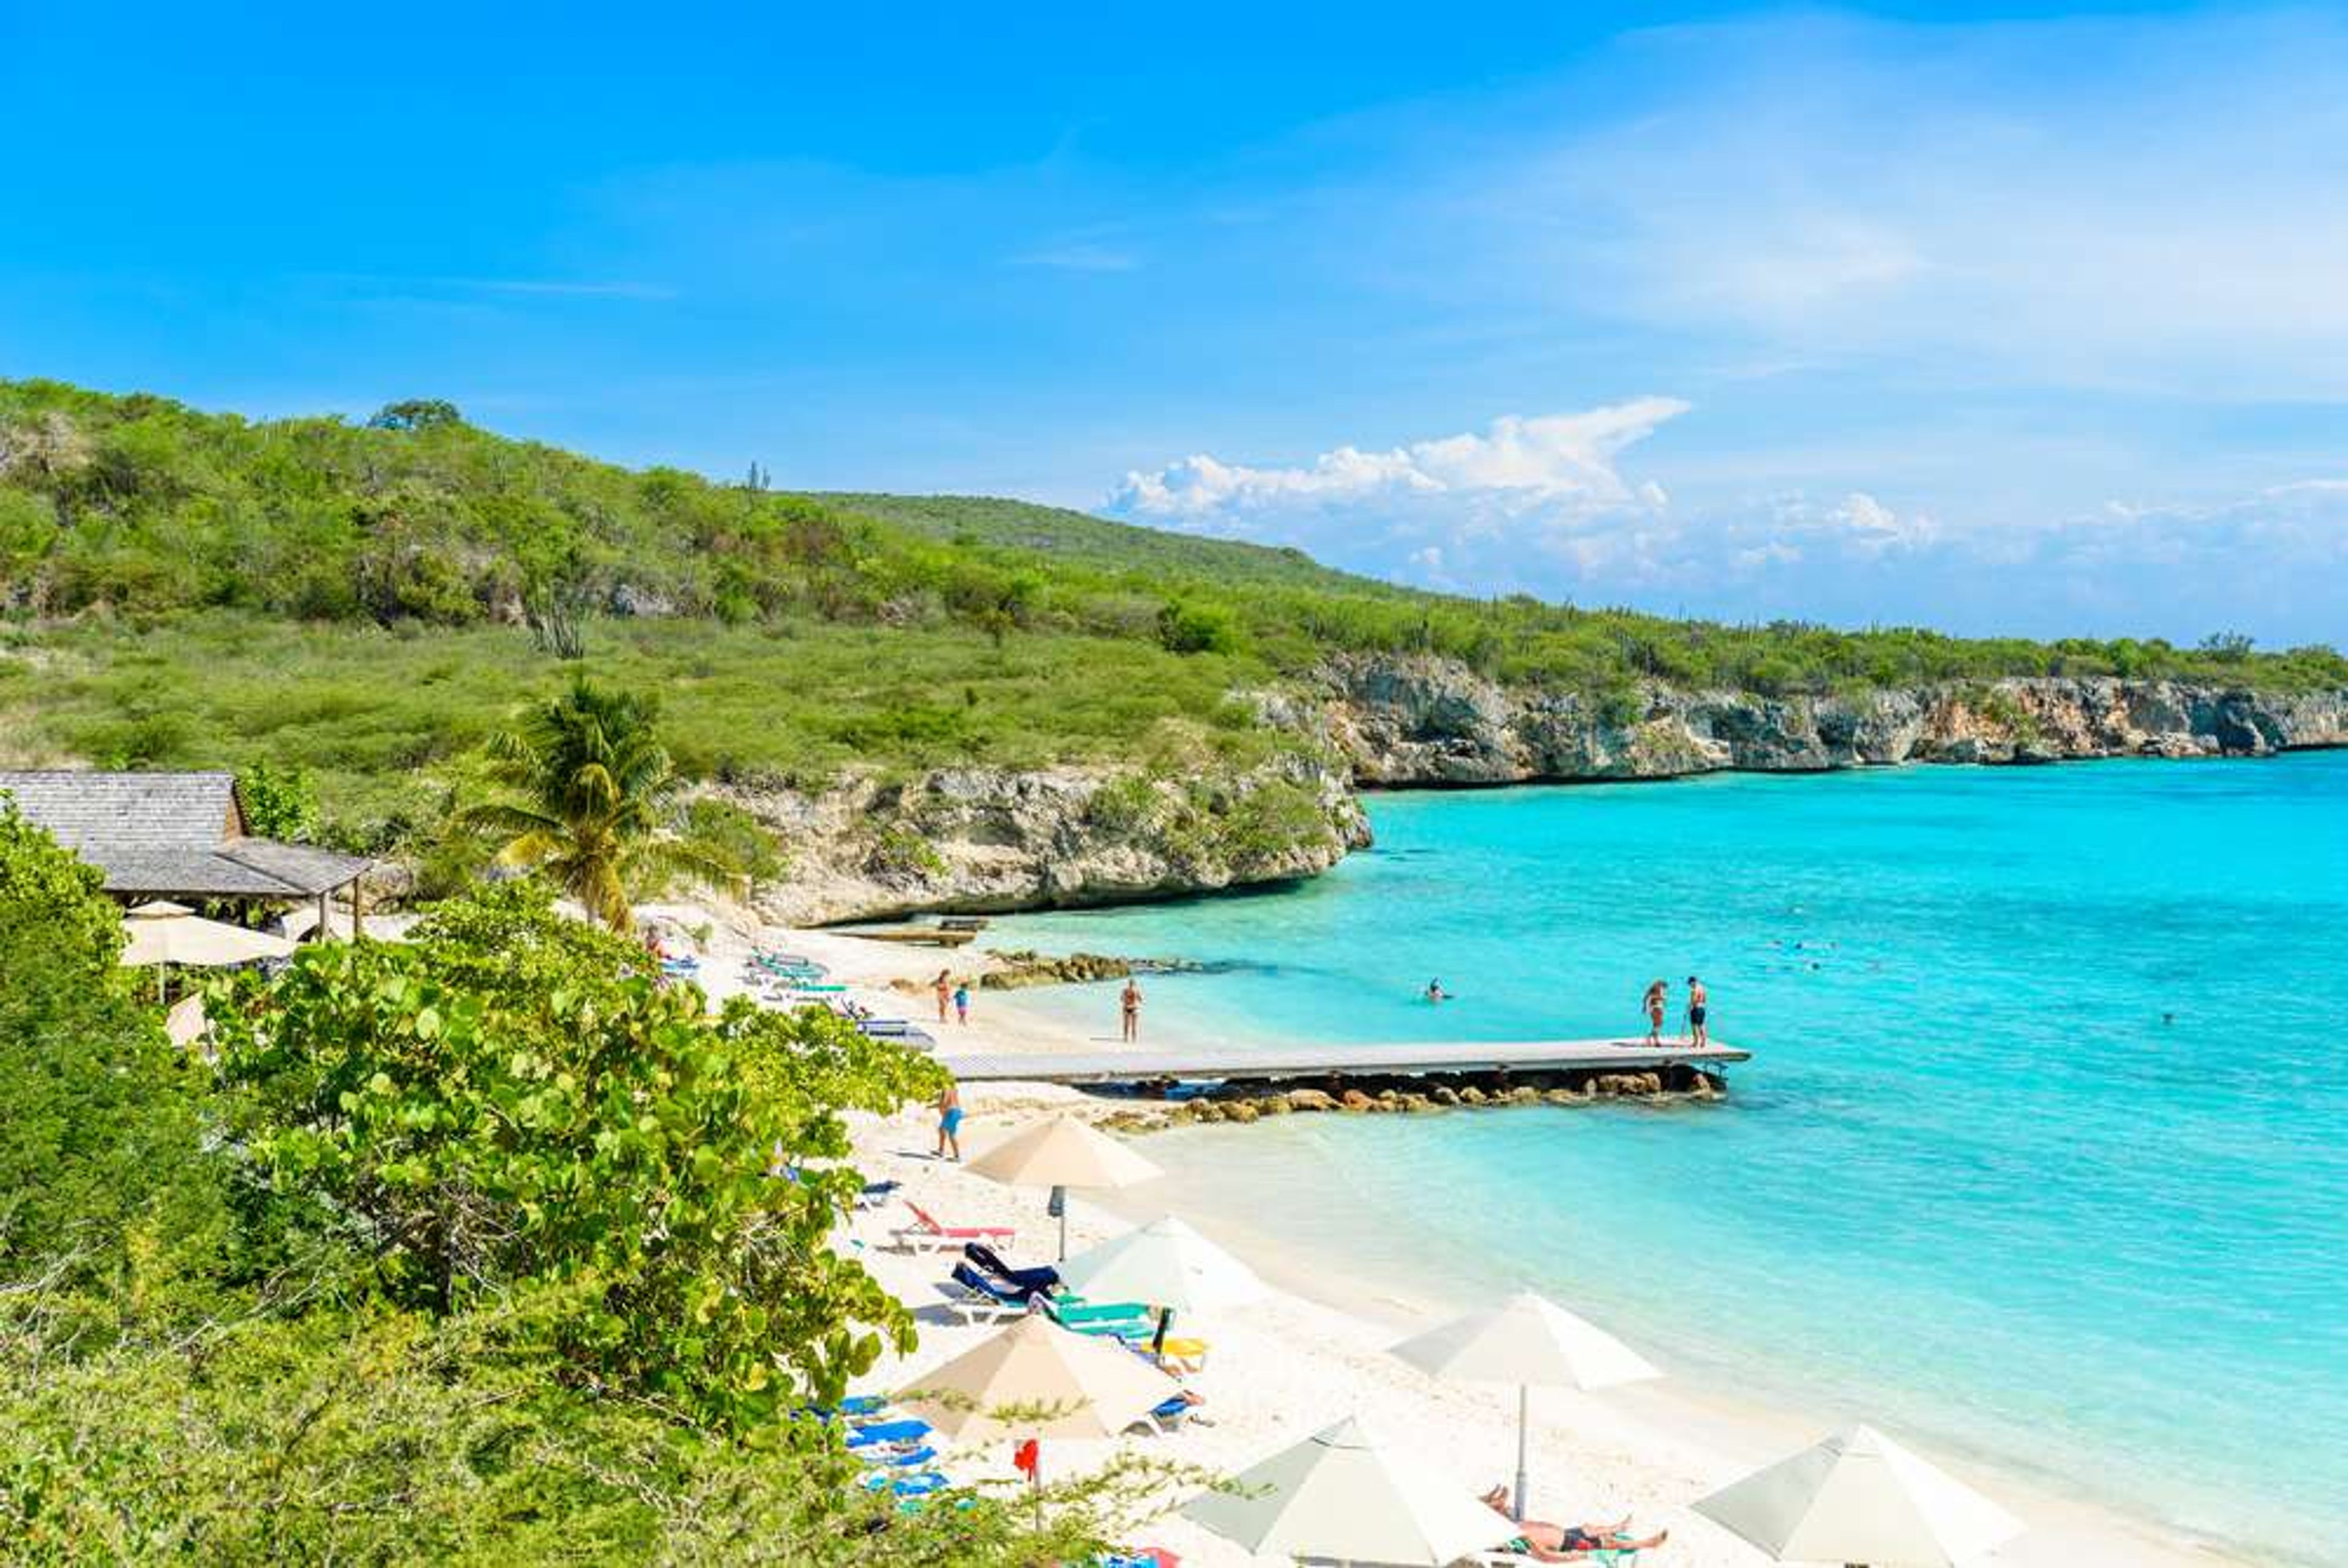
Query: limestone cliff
722 754 1368 927
1313 655 2348 783
725 659 2344 924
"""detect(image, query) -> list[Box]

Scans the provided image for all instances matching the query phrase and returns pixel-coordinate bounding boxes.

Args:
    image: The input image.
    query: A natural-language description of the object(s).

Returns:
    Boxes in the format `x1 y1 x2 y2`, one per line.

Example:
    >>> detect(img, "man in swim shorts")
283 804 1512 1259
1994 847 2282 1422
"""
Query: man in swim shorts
1686 974 1708 1048
936 1080 964 1161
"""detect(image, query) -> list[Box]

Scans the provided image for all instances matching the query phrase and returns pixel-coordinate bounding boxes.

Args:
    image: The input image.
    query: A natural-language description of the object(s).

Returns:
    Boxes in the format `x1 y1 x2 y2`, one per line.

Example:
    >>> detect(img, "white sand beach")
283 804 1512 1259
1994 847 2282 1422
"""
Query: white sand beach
657 908 2243 1567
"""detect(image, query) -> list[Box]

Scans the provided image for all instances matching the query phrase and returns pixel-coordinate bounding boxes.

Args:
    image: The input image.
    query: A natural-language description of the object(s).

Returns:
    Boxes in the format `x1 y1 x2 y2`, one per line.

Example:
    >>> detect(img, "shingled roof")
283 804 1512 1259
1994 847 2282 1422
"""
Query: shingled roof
0 770 372 899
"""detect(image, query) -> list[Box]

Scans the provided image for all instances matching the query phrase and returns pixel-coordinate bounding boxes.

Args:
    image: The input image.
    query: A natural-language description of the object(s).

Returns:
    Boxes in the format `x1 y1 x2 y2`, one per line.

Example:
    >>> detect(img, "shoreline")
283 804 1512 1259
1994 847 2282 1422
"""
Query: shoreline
665 908 2258 1567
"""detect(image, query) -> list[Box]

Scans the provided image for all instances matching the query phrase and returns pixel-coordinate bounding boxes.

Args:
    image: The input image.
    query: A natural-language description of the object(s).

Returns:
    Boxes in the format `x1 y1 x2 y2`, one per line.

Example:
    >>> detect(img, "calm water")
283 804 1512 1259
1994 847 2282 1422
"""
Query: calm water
991 753 2348 1565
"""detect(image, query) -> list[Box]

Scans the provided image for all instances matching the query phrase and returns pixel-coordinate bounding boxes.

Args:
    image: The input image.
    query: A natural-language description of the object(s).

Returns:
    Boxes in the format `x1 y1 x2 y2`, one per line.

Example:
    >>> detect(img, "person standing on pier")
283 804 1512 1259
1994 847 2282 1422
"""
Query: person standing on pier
1644 979 1667 1045
1120 977 1143 1042
1686 976 1709 1048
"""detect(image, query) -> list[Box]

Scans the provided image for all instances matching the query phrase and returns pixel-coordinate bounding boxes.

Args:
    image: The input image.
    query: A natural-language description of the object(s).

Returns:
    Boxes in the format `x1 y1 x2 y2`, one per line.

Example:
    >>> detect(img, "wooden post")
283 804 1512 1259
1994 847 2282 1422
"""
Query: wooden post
317 890 330 942
350 877 364 940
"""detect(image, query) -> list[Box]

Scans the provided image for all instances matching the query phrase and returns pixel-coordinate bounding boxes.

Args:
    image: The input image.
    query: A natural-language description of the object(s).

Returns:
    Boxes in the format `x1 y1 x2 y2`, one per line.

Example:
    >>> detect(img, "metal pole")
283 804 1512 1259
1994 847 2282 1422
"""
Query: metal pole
1513 1383 1530 1523
1055 1186 1068 1261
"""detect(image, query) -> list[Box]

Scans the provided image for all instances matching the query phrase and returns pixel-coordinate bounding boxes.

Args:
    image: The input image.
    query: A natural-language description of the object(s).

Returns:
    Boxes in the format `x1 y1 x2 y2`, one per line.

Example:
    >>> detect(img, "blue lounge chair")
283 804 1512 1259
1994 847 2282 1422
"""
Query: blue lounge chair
939 1263 1034 1323
846 1418 932 1449
964 1242 1060 1295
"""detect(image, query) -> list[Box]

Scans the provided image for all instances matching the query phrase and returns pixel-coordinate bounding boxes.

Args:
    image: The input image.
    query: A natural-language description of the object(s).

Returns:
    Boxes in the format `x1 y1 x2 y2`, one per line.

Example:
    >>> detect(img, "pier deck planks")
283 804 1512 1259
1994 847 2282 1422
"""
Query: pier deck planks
936 1037 1749 1086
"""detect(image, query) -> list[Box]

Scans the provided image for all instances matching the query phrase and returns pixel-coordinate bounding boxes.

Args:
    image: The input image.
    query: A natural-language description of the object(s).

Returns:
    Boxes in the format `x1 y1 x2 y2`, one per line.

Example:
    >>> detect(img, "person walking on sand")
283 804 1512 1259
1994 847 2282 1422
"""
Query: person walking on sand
1120 977 1143 1043
1643 979 1667 1045
935 1080 963 1161
953 981 971 1026
932 968 952 1024
1686 974 1709 1048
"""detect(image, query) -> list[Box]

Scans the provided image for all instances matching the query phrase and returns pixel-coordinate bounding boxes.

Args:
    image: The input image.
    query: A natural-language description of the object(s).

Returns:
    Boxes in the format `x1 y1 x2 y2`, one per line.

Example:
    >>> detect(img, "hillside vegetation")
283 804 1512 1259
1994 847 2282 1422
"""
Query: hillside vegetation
2 378 2341 837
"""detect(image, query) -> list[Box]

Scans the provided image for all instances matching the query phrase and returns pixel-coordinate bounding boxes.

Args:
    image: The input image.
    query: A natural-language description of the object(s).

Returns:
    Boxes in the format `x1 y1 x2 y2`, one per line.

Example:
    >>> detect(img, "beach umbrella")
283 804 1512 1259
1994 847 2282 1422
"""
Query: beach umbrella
892 1313 1177 1446
1387 1290 1661 1523
1055 1214 1267 1316
965 1114 1163 1257
1182 1415 1506 1567
1692 1423 2025 1567
120 900 294 999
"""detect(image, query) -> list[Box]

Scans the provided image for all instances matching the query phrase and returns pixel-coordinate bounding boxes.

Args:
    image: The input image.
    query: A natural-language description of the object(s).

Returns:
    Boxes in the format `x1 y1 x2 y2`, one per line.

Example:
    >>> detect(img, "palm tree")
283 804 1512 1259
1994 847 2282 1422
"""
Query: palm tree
467 677 736 931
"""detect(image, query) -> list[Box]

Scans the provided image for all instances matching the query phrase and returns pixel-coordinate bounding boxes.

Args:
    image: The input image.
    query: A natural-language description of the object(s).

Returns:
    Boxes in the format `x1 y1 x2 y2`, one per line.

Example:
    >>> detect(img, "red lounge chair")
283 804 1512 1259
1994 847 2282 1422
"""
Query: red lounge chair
890 1200 1016 1253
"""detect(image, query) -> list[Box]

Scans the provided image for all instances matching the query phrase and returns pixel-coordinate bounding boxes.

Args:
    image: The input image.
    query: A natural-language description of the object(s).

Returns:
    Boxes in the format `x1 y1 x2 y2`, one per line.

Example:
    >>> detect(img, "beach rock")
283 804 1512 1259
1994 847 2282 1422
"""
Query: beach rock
1285 1088 1340 1113
1507 1086 1542 1106
1429 1085 1461 1108
1338 1089 1374 1113
1458 1086 1489 1106
1221 1101 1260 1125
1398 1094 1440 1114
1544 1088 1582 1105
1253 1095 1291 1116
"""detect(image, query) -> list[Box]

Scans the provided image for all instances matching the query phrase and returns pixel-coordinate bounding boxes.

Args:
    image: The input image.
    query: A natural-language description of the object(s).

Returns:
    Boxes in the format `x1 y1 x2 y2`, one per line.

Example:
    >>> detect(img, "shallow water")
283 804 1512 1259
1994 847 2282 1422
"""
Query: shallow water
990 753 2348 1565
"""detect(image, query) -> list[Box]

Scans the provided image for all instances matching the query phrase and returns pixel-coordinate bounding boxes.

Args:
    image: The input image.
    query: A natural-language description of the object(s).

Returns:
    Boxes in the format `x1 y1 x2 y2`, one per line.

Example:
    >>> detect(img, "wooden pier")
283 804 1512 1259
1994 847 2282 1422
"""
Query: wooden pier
936 1037 1749 1088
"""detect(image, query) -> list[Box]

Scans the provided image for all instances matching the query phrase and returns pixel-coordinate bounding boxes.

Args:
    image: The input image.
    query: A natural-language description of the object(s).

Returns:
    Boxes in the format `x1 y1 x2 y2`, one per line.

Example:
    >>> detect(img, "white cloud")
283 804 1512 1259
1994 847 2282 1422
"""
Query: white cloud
1111 397 1690 520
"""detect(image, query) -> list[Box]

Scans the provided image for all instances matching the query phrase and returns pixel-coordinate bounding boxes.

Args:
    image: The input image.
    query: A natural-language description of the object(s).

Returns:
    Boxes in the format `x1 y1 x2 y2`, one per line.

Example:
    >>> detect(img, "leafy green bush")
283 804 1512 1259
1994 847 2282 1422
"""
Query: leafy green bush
211 883 934 1423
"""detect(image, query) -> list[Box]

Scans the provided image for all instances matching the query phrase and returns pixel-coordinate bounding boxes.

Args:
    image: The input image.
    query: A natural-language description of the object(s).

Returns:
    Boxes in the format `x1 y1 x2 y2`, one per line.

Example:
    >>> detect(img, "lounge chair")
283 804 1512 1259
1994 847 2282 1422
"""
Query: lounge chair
860 1470 951 1498
1043 1296 1153 1330
1471 1542 1644 1566
844 1418 932 1449
856 1443 939 1470
962 1241 1060 1295
891 1201 1016 1253
937 1264 1035 1323
1127 1394 1205 1437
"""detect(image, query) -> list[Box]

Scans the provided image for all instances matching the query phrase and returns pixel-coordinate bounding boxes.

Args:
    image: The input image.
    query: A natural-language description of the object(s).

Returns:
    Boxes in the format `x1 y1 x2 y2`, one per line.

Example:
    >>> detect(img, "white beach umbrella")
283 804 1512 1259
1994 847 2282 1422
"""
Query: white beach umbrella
121 900 295 967
1182 1414 1508 1567
1388 1289 1663 1523
965 1114 1164 1257
1055 1214 1267 1316
890 1312 1178 1443
1693 1423 2026 1567
120 900 294 1000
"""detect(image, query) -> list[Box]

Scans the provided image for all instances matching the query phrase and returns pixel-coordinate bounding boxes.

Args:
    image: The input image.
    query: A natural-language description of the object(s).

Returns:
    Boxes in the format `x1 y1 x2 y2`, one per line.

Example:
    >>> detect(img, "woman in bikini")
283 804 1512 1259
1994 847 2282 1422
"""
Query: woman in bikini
1478 1487 1668 1561
1642 979 1667 1045
932 969 953 1024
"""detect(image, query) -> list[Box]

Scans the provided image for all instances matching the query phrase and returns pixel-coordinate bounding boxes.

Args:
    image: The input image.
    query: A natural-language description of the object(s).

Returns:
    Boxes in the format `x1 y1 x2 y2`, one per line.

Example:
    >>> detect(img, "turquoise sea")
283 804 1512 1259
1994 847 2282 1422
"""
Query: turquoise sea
990 753 2348 1566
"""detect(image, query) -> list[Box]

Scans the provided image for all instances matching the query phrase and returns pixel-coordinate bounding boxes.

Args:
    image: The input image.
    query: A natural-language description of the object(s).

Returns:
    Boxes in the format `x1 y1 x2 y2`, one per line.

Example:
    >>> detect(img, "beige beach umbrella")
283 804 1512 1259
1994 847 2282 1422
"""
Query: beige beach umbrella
121 900 294 1000
1055 1214 1266 1316
1693 1423 2025 1567
1388 1289 1662 1523
965 1114 1163 1257
890 1313 1178 1444
1182 1414 1507 1567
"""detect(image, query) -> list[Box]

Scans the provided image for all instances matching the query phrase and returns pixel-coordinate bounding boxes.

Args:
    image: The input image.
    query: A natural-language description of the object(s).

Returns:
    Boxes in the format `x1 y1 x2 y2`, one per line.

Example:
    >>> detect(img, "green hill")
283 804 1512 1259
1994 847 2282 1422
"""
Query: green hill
2 378 2340 841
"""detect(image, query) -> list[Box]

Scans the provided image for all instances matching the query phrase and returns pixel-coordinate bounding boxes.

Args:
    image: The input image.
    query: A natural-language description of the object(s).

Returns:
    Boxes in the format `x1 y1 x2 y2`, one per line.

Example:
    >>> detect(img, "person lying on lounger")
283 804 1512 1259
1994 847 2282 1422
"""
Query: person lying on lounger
1477 1488 1668 1561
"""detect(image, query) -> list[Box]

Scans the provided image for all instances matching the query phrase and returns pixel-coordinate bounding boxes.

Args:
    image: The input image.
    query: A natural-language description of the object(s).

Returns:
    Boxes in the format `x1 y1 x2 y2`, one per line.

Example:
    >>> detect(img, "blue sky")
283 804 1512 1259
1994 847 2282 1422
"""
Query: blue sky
4 3 2343 644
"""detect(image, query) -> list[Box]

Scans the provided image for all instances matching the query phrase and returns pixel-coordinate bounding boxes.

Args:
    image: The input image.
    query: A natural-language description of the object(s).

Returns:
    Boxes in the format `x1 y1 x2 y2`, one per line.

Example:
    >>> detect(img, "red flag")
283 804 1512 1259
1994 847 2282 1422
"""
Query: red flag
1012 1438 1039 1478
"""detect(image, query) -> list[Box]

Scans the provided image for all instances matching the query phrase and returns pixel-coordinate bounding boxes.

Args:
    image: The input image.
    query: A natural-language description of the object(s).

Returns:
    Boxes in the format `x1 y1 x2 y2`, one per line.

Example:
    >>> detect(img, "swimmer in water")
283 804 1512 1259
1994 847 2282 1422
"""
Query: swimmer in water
1425 979 1448 1003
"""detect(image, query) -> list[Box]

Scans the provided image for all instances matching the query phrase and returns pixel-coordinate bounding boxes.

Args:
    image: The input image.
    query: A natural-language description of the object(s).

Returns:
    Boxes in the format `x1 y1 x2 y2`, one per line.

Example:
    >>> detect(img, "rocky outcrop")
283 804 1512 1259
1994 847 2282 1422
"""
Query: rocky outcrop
718 754 1368 927
704 657 2343 924
1315 655 2348 784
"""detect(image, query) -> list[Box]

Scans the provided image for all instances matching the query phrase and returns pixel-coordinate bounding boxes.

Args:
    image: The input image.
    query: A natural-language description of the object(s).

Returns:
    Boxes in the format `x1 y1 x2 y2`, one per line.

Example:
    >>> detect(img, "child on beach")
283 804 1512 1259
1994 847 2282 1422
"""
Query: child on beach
953 982 970 1026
